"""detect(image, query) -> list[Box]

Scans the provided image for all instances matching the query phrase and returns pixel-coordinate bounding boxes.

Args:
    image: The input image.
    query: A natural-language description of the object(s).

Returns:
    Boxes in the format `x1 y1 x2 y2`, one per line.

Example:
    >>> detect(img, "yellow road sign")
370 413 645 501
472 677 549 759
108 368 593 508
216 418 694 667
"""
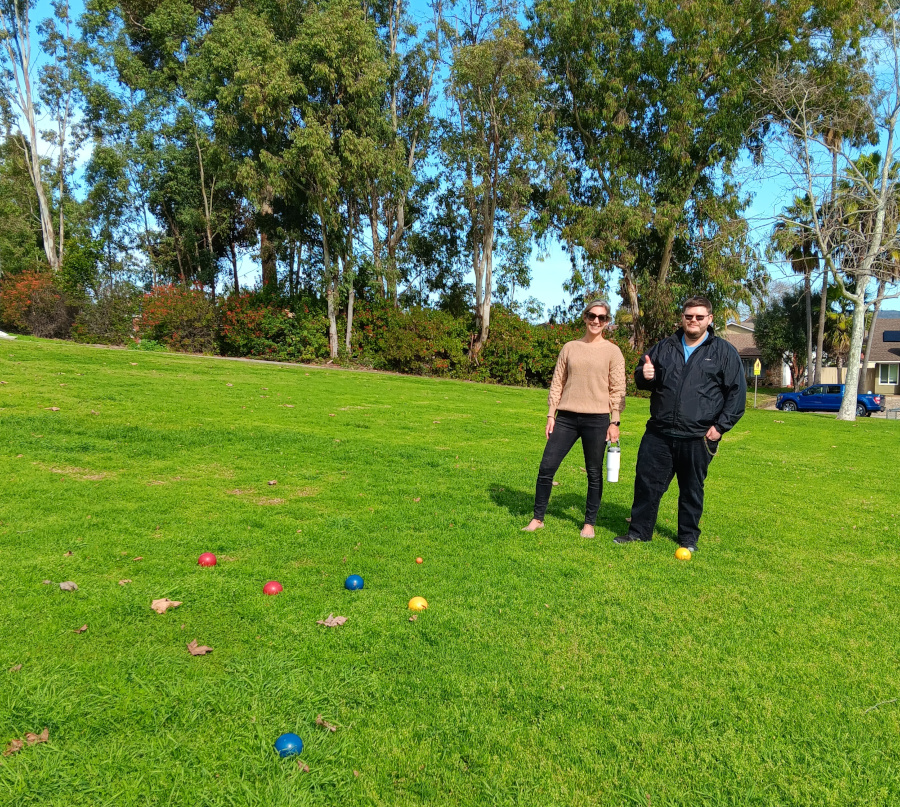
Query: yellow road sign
753 359 761 377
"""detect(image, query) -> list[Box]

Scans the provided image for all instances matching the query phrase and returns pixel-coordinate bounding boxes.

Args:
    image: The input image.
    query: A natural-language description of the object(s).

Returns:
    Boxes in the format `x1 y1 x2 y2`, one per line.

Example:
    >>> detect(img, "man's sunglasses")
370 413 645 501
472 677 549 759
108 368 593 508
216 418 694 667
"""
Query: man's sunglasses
585 313 610 322
682 313 709 321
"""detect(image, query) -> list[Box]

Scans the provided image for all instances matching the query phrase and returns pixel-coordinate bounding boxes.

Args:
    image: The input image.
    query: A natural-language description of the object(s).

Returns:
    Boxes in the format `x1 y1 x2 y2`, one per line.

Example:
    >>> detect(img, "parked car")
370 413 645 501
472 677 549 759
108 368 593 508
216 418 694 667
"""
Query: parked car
776 384 885 417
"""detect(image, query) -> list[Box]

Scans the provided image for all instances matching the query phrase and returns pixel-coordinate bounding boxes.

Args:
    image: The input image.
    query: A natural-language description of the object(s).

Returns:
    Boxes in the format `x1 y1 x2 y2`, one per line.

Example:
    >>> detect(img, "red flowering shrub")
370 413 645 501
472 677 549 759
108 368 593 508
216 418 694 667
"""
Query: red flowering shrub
351 304 469 375
137 284 216 353
0 271 55 331
218 293 329 361
0 270 75 337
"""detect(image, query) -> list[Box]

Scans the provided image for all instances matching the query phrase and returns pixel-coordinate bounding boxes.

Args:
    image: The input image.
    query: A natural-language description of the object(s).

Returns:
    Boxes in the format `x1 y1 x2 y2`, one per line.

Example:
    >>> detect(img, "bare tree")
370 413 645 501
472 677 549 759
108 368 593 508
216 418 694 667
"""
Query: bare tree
762 6 900 419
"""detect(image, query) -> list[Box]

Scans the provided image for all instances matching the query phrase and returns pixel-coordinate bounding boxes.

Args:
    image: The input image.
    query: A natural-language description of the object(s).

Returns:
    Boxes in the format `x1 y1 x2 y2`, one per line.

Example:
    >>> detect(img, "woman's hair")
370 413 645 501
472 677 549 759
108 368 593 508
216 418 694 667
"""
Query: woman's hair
582 299 611 318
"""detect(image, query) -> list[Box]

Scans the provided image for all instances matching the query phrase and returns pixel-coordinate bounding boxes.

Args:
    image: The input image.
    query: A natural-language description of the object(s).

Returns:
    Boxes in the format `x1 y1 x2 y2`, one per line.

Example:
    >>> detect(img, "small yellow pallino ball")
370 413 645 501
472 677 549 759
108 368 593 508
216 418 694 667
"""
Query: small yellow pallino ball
674 547 692 561
408 596 429 611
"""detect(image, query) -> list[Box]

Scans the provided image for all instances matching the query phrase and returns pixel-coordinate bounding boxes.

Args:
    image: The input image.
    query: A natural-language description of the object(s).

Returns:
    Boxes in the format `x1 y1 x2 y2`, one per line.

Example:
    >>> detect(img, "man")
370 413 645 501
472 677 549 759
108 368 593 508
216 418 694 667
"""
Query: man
614 296 746 552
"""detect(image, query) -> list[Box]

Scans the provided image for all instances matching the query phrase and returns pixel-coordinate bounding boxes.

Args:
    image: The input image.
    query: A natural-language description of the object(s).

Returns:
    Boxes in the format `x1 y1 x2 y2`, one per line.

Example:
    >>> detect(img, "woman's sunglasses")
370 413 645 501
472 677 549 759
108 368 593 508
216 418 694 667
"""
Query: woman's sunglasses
585 313 610 323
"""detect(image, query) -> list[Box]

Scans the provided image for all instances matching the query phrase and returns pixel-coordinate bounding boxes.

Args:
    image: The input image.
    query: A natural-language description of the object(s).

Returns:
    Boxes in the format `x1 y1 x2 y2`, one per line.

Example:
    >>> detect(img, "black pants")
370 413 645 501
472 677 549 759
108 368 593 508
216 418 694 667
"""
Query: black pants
533 411 609 526
627 429 717 547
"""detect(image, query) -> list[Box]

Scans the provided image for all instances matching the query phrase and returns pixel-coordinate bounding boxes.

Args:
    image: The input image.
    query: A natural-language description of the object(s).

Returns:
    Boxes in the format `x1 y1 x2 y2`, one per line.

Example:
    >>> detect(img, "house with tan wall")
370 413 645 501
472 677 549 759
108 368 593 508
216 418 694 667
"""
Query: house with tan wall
721 319 792 387
861 312 900 394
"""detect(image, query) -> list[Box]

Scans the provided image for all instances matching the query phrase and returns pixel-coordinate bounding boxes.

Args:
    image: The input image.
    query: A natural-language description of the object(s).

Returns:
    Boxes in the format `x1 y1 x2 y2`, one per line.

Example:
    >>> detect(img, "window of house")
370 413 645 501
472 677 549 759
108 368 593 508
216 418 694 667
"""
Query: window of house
879 364 899 385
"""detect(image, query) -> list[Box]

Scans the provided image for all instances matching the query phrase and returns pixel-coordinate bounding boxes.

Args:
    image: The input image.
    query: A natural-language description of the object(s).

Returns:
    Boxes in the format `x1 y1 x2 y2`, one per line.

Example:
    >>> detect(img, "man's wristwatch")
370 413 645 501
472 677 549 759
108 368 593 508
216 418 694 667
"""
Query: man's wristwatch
611 421 620 426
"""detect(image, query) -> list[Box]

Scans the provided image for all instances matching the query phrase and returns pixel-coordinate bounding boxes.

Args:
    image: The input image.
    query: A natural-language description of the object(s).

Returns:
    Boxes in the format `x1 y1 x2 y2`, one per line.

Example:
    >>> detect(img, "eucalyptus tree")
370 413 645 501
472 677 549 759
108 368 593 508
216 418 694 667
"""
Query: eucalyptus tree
529 0 871 350
0 0 80 272
363 0 443 302
444 2 550 356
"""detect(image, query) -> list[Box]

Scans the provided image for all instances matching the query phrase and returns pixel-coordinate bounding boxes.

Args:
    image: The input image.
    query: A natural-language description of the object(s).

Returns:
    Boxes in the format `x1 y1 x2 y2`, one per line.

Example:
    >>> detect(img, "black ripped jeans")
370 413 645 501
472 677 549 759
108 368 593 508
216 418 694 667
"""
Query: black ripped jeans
533 410 610 526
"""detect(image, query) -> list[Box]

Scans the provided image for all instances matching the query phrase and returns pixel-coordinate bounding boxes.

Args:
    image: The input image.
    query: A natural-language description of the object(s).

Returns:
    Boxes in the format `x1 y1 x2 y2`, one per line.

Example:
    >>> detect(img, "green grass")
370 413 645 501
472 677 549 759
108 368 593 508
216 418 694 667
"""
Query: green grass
1 338 899 806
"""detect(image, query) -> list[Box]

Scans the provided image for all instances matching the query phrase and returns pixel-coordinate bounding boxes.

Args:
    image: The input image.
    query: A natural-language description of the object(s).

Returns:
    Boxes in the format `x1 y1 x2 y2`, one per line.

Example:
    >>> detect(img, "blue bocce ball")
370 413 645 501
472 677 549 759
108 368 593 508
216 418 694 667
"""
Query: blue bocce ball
344 574 364 590
274 732 303 757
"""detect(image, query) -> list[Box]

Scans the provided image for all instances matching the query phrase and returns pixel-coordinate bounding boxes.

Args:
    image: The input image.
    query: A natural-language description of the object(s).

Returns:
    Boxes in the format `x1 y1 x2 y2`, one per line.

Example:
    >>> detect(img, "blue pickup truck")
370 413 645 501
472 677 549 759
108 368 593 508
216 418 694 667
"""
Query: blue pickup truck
776 384 885 417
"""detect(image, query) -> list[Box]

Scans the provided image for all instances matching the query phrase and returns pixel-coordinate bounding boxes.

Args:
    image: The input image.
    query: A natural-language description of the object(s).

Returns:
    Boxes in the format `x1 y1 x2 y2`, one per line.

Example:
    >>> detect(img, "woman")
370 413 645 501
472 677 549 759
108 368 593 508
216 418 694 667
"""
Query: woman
523 300 626 538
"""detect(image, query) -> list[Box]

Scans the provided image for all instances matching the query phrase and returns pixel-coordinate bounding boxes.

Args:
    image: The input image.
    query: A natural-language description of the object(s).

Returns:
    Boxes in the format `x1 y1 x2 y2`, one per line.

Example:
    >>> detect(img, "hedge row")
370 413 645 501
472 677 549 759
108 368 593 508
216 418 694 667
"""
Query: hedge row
0 276 643 392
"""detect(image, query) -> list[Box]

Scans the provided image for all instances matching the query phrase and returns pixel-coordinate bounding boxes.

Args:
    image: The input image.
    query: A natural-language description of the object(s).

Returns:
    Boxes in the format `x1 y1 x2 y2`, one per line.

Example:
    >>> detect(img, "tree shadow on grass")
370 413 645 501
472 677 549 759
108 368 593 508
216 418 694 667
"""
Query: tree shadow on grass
489 483 636 535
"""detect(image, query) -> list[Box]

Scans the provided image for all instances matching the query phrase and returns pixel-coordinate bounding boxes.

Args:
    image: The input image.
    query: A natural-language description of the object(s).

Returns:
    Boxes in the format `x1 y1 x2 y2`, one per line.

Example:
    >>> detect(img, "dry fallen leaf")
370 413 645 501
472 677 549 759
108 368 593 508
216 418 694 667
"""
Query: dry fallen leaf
316 613 347 627
408 615 418 622
26 728 49 747
64 551 73 556
328 413 335 417
413 497 421 502
151 598 182 614
353 770 360 778
297 760 310 772
133 556 143 562
129 362 137 365
8 664 22 673
187 639 213 656
118 579 132 586
268 480 277 486
90 410 99 415
42 580 52 585
552 481 560 487
342 556 347 563
73 624 87 633
45 407 60 411
3 738 24 756
316 715 337 732
226 383 233 387
59 581 78 591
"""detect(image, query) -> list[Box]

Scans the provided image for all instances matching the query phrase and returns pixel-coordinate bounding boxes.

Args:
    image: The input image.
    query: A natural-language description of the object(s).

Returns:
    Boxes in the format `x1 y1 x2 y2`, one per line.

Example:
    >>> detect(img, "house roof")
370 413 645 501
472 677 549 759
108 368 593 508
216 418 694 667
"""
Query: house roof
723 331 761 359
868 315 900 363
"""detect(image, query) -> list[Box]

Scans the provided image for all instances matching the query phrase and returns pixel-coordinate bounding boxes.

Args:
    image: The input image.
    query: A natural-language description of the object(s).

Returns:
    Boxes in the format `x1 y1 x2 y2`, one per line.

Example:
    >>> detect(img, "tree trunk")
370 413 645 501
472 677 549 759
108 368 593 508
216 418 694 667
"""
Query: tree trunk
837 276 871 420
623 267 643 352
859 279 885 393
230 241 240 293
368 193 383 296
814 265 828 384
345 285 355 353
260 187 277 290
321 216 338 358
804 273 813 385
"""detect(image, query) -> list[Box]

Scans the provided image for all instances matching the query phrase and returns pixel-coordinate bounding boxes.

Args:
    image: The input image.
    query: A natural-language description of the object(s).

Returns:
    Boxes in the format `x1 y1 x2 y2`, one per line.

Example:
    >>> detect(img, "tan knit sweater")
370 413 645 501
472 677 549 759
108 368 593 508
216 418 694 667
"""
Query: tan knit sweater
547 339 627 421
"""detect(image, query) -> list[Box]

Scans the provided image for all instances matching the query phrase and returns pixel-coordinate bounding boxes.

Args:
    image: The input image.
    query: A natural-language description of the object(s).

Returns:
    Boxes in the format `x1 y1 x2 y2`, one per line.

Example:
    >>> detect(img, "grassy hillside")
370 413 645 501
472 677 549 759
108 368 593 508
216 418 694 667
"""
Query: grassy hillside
1 338 898 806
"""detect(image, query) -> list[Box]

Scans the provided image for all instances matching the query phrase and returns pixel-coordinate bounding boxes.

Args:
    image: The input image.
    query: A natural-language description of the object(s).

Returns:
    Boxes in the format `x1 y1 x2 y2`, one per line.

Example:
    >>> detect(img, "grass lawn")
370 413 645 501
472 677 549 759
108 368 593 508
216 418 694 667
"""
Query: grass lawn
1 338 899 807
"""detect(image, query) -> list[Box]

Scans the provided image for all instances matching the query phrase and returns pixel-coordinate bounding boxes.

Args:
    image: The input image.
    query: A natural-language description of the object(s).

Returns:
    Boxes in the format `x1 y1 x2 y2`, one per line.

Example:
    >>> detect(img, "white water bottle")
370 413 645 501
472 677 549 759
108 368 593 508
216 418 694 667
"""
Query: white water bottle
606 441 620 483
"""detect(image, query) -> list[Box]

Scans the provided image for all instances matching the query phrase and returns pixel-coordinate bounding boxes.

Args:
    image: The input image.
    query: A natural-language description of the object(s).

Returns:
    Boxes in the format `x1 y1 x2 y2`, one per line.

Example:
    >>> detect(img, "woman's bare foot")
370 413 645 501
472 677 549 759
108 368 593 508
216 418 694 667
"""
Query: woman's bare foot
580 524 595 538
522 519 544 532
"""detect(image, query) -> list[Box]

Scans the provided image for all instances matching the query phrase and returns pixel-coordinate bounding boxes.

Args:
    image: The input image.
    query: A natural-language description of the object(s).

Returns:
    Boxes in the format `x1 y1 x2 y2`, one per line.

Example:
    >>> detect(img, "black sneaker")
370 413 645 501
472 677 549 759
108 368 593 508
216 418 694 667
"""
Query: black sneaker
613 534 651 544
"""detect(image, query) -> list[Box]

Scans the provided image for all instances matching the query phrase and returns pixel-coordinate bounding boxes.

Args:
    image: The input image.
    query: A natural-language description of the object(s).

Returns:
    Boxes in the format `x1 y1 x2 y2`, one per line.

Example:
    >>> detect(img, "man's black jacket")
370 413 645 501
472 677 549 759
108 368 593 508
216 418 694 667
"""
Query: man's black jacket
635 327 746 438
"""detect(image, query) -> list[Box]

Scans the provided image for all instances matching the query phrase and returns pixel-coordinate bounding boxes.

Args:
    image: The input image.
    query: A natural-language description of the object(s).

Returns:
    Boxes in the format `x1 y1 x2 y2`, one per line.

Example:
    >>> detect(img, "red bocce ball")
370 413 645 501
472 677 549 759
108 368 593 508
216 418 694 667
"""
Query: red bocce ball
198 553 217 567
263 580 283 595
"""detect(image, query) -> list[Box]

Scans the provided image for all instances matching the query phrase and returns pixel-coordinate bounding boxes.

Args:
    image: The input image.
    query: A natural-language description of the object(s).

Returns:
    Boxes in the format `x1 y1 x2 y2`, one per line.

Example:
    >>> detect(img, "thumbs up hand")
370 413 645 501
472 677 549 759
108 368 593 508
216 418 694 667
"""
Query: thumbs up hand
642 354 655 381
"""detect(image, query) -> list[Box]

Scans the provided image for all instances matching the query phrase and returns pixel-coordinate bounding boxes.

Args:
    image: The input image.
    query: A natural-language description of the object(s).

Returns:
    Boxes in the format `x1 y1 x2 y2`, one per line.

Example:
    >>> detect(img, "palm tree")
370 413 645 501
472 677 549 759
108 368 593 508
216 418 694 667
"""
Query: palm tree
772 195 819 383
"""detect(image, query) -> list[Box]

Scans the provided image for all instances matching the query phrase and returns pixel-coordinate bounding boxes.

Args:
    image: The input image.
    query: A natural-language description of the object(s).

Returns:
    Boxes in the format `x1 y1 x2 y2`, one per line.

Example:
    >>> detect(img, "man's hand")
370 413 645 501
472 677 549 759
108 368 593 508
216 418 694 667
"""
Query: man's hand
642 354 655 381
606 423 620 443
706 425 721 441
